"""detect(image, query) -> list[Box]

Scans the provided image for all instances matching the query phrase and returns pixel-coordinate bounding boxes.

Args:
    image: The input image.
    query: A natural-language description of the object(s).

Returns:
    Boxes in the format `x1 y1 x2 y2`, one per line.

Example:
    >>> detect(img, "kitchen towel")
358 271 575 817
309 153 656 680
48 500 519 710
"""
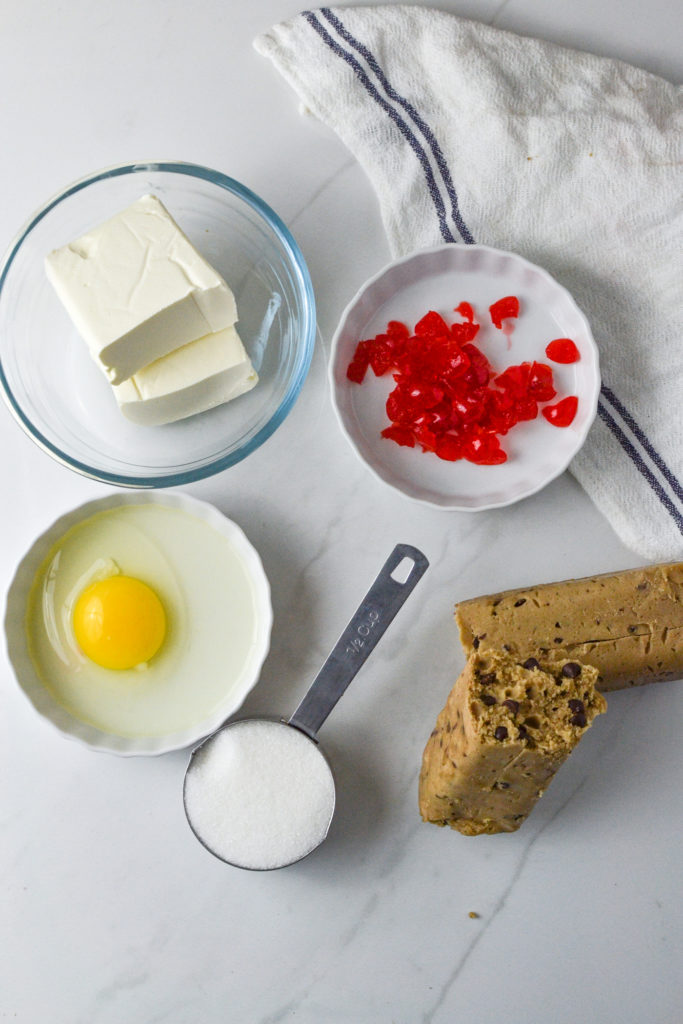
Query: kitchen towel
255 6 683 560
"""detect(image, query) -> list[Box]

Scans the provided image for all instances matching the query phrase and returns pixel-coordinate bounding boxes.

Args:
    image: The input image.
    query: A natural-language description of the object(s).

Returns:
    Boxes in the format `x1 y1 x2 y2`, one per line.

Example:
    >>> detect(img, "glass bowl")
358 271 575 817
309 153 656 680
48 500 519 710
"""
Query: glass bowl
0 162 316 486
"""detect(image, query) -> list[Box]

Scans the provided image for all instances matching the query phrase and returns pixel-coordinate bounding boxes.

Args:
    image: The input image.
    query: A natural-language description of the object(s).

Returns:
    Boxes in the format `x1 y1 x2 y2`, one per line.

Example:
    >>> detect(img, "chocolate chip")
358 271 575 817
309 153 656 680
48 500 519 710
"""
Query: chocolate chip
554 637 564 644
555 622 561 628
561 662 582 678
522 658 540 670
494 726 508 741
568 699 585 713
479 673 497 686
503 644 511 652
514 598 526 607
570 711 587 728
494 781 511 789
517 725 528 738
503 699 519 715
481 694 497 706
472 636 480 650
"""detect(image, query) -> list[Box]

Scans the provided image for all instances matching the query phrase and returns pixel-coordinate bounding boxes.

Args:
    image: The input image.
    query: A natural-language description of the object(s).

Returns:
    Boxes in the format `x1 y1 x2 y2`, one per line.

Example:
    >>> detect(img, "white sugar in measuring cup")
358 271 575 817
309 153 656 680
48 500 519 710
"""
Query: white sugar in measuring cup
183 544 428 870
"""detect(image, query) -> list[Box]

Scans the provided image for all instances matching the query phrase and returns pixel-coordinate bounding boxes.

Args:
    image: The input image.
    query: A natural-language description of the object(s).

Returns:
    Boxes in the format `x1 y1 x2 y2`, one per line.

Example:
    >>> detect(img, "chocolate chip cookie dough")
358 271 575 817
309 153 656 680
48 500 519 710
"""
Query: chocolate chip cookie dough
456 563 683 691
419 649 606 835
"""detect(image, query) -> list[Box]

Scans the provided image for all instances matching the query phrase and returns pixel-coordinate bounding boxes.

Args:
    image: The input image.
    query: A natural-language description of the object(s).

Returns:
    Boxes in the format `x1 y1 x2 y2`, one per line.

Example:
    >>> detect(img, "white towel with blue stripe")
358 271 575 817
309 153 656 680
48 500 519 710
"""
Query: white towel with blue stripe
255 5 683 561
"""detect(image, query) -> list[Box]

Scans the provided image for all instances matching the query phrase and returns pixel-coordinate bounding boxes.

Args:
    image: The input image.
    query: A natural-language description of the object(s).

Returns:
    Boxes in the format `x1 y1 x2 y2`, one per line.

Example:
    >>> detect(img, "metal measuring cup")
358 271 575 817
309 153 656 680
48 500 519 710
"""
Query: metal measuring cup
183 543 428 870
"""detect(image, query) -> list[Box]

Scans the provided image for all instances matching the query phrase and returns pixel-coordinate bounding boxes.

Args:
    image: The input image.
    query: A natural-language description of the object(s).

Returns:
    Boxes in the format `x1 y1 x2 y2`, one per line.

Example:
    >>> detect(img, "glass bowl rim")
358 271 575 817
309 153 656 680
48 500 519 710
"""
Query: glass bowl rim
0 160 316 488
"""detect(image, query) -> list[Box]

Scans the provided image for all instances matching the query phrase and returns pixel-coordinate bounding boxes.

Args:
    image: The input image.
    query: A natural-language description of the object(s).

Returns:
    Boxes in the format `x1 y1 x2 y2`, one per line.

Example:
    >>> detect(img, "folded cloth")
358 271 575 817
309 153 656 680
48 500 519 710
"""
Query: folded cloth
255 6 683 561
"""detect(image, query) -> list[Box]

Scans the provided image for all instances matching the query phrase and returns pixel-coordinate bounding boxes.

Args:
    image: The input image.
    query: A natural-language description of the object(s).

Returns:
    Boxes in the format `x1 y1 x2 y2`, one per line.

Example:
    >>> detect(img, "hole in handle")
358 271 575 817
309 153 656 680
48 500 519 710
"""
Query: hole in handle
390 556 415 584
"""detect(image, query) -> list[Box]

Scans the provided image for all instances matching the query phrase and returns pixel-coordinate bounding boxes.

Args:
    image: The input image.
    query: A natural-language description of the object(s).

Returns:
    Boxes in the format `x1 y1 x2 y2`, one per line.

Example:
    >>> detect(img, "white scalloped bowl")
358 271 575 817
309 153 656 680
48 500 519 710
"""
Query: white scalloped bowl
4 491 272 755
330 244 600 510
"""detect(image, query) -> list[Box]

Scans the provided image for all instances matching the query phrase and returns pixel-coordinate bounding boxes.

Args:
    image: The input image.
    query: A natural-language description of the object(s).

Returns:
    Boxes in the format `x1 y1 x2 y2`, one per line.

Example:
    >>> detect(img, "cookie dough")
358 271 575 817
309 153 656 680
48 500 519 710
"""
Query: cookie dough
419 649 607 835
456 563 683 692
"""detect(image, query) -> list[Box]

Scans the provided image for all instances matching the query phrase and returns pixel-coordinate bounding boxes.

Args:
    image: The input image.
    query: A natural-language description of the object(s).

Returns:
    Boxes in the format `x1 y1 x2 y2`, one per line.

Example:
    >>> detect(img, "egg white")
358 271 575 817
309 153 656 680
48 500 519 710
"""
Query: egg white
25 505 259 738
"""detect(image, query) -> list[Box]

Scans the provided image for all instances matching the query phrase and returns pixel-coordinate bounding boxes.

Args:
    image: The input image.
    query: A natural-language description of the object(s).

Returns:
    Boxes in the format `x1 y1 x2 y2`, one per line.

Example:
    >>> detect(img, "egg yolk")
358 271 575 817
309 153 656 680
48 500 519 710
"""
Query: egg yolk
72 575 166 671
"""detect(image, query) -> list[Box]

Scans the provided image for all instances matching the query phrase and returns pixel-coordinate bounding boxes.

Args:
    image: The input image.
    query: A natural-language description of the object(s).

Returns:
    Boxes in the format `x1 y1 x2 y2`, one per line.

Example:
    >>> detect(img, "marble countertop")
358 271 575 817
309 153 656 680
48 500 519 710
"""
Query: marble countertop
1 2 681 1022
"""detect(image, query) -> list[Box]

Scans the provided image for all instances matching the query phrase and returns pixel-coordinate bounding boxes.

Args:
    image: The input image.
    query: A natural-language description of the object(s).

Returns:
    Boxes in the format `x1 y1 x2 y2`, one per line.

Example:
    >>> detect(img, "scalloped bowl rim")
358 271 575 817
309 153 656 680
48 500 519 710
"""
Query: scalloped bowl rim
329 243 601 511
4 490 273 755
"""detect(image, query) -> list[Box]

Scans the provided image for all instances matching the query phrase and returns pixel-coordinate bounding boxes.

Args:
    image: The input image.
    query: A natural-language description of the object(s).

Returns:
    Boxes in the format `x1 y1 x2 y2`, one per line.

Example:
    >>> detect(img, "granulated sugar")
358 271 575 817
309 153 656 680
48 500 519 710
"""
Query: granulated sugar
184 719 336 869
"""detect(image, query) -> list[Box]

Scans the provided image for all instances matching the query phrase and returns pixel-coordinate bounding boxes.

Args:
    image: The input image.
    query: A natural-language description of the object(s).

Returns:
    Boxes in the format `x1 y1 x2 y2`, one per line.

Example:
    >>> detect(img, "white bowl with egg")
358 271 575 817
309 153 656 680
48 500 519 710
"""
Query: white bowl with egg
4 491 272 755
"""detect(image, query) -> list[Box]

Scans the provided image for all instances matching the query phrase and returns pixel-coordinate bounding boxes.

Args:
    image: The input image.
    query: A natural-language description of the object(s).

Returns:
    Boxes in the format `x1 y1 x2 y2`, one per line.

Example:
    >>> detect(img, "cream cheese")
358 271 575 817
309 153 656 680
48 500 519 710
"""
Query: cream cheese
45 194 238 384
112 325 258 426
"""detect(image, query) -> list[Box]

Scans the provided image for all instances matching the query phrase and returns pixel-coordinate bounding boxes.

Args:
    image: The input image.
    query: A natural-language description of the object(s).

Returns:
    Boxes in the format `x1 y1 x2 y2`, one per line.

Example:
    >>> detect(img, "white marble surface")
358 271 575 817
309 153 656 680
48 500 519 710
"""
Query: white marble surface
1 2 681 1022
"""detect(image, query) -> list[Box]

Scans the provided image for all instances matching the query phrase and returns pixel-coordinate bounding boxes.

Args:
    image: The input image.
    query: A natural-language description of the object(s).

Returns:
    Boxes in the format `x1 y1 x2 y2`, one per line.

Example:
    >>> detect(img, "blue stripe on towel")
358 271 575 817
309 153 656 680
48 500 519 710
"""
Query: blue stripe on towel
319 6 475 245
304 7 683 535
597 398 683 535
601 384 683 504
303 10 457 244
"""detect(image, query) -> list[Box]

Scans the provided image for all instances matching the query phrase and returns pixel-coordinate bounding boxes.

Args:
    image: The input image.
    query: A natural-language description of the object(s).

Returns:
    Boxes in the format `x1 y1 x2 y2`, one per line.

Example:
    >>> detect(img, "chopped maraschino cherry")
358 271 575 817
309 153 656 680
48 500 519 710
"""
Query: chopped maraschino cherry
380 424 415 447
346 339 373 383
489 295 520 329
455 301 475 322
463 433 507 465
542 396 578 427
545 338 580 364
346 302 572 462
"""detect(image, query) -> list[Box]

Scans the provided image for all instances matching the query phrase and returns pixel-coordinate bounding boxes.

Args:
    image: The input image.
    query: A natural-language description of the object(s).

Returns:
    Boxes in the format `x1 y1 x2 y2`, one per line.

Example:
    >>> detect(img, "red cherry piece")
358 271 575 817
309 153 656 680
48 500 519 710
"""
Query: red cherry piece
454 302 475 323
462 344 491 387
434 340 471 380
349 302 568 463
542 396 579 427
513 396 539 422
414 424 439 451
485 389 518 434
434 435 463 461
489 295 520 329
545 338 580 364
527 361 556 402
414 310 450 338
463 433 508 465
346 339 373 383
386 320 410 339
381 424 415 447
451 321 480 343
494 362 530 398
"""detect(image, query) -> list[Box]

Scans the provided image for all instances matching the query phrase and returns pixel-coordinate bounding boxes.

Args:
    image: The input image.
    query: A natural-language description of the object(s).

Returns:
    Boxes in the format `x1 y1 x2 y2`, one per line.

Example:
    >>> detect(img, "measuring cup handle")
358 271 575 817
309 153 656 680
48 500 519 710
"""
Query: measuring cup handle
288 544 429 740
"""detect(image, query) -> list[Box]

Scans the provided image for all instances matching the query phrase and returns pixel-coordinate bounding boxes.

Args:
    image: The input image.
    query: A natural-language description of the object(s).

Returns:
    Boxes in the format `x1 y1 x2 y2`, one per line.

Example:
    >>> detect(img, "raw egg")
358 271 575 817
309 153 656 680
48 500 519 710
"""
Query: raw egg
72 575 167 670
24 503 261 739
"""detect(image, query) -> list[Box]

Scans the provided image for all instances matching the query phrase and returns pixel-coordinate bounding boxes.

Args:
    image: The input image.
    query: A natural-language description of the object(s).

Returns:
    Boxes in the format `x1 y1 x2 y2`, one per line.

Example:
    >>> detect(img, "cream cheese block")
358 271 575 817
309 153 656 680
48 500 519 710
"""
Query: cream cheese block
113 325 258 426
45 194 238 384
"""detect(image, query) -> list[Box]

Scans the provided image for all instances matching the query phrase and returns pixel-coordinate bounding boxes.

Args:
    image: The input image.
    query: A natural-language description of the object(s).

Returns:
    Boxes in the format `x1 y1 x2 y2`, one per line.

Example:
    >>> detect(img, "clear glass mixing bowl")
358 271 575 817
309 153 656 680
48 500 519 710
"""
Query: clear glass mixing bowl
0 162 316 486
